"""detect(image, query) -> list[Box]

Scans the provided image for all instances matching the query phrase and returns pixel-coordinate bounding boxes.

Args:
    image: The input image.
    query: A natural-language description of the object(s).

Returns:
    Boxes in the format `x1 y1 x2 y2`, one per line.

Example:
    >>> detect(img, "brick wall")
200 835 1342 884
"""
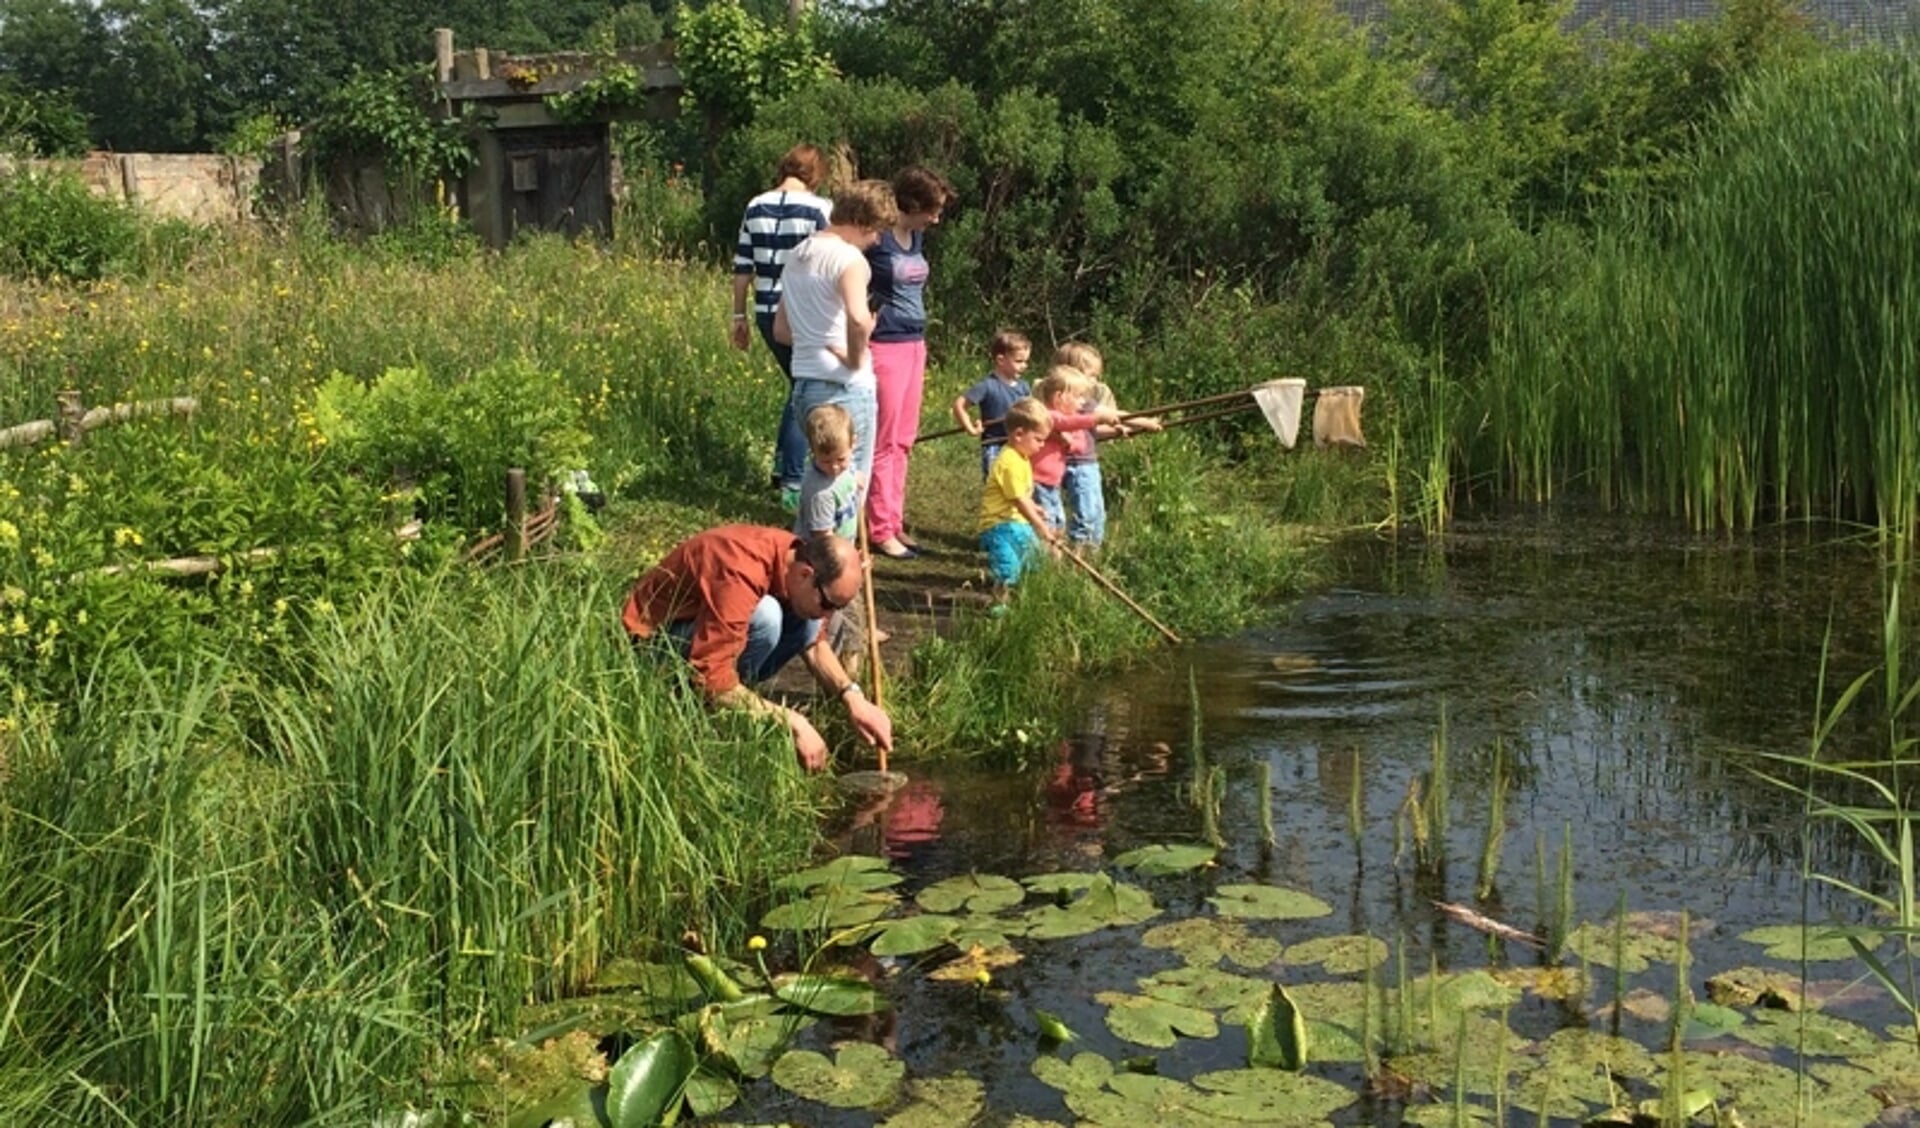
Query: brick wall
3 153 261 226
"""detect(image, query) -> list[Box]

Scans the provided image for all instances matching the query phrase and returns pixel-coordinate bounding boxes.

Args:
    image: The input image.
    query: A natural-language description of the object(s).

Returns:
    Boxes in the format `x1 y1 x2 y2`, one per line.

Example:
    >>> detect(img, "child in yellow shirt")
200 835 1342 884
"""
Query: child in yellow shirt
979 398 1061 590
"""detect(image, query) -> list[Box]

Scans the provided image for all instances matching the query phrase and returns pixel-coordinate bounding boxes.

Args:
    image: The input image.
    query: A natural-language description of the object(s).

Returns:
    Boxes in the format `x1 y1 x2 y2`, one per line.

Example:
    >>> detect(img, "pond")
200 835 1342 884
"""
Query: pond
540 512 1918 1126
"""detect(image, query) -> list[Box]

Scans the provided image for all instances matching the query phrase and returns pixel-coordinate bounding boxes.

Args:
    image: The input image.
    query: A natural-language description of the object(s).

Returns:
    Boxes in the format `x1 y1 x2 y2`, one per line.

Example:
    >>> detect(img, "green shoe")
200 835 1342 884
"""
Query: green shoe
780 486 801 513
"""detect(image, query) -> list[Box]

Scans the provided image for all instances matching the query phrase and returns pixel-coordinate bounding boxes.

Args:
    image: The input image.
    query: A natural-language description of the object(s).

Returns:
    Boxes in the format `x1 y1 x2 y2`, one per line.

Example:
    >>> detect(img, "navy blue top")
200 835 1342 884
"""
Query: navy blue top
962 376 1030 444
867 229 929 342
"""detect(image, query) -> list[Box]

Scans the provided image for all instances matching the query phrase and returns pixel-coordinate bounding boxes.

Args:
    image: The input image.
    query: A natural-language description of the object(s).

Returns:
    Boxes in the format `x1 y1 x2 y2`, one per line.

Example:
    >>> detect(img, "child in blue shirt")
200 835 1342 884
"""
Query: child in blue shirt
951 330 1033 478
794 403 880 653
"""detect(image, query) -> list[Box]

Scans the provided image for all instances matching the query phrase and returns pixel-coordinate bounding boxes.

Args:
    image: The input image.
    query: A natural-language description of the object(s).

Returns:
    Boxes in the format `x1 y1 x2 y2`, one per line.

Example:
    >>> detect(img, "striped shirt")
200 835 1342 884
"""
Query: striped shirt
732 188 832 317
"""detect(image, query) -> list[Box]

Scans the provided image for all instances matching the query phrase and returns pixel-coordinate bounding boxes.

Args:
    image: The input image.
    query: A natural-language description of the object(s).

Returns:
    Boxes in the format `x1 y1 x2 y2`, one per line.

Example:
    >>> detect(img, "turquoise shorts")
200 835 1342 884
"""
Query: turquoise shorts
981 520 1040 586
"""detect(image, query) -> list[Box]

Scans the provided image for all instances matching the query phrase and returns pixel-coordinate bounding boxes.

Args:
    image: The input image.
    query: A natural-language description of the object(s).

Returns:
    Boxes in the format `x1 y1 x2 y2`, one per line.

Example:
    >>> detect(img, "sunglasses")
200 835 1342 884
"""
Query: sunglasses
815 576 851 612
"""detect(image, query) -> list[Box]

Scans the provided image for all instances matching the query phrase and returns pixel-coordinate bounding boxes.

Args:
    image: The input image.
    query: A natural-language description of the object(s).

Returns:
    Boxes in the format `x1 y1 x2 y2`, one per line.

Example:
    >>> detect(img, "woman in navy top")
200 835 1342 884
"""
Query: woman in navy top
865 166 956 559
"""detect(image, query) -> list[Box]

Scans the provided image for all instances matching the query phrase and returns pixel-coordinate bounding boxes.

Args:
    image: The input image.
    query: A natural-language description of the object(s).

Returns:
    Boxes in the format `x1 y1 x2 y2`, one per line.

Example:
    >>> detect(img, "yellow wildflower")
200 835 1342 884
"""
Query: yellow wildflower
0 519 17 549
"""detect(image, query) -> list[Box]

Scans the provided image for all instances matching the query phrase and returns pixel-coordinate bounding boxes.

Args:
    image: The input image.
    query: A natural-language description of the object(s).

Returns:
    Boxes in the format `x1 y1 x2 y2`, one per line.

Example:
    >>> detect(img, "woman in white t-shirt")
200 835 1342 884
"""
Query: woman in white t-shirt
773 180 899 491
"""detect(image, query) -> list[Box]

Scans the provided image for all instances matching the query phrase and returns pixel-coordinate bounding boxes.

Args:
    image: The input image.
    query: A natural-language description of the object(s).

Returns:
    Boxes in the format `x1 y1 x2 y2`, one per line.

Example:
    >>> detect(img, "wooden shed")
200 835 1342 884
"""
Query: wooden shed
433 29 684 248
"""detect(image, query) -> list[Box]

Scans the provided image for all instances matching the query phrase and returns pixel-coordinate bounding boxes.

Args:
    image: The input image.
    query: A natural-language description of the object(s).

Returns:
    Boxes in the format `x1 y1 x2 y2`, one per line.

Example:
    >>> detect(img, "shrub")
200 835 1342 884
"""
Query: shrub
0 167 141 281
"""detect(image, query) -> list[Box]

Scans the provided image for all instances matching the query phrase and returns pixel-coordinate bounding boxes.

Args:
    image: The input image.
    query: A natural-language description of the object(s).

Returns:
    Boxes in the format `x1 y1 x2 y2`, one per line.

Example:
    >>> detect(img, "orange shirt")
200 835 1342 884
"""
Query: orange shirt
622 525 800 698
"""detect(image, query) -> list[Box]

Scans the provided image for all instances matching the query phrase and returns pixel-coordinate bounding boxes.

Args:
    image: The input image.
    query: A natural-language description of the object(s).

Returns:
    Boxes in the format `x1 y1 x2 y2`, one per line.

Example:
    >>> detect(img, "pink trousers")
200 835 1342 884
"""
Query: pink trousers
866 339 926 544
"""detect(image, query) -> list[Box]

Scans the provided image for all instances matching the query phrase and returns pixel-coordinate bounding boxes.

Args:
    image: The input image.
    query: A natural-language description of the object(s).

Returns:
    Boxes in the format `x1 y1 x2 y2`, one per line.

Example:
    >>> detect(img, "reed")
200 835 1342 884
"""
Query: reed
1257 759 1276 848
1476 738 1508 901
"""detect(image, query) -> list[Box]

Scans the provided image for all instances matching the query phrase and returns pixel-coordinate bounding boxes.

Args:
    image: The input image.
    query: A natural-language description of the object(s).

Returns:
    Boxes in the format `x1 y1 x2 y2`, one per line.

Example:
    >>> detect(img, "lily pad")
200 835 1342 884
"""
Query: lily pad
1023 874 1159 939
760 886 898 931
1138 964 1269 1013
1402 1101 1498 1126
1509 1029 1657 1119
587 958 704 1001
1207 884 1332 921
683 1066 739 1117
1665 1052 1883 1128
775 854 902 894
605 1029 696 1128
1141 917 1283 969
1032 1050 1116 1096
772 972 890 1016
679 996 814 1079
1114 843 1219 876
881 1073 986 1127
1488 964 1589 1002
1191 1068 1356 1124
916 872 1027 914
867 914 960 957
1705 966 1808 1011
1282 934 1389 975
1390 1013 1529 1097
928 943 1024 984
516 991 685 1042
1738 924 1882 962
1562 919 1679 973
772 1041 904 1110
1024 871 1103 894
1097 990 1220 1047
503 1080 599 1128
1730 1008 1878 1056
951 913 1027 950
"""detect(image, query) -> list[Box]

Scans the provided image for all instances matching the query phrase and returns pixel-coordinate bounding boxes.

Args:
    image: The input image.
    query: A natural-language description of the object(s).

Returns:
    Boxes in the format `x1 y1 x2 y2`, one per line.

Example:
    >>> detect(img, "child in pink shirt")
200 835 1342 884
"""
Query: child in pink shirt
1029 367 1121 532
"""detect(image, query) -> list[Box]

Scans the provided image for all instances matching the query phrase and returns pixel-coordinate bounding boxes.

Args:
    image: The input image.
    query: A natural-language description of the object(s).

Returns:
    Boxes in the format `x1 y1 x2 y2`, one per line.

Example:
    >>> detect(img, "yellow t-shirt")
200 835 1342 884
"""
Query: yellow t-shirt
979 445 1035 532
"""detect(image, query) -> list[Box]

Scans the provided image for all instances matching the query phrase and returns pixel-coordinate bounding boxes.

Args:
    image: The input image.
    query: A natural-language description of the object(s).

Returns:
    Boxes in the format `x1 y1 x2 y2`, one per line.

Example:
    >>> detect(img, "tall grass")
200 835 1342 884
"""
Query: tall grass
0 565 821 1123
1470 48 1920 536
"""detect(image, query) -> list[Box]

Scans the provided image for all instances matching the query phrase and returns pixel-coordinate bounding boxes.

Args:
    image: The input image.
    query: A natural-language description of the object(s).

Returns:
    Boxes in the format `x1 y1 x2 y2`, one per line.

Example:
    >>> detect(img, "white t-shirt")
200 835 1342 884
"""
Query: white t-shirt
781 234 876 388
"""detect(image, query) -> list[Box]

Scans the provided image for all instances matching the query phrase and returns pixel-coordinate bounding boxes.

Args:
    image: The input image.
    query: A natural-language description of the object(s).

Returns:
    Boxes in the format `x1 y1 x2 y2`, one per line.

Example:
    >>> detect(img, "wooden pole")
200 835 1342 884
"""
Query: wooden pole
433 28 455 84
858 511 887 773
506 468 528 561
1062 547 1181 645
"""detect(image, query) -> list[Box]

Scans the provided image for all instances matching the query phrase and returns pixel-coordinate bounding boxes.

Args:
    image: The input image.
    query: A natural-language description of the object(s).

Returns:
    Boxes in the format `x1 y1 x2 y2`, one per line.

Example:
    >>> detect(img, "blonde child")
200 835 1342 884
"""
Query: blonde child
1054 342 1160 549
1029 367 1123 534
952 330 1033 478
793 404 881 653
979 398 1061 589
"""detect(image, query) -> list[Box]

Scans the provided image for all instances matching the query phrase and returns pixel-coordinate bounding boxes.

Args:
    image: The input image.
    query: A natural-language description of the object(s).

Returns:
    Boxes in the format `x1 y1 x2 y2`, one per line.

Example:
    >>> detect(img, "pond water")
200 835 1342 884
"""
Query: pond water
663 513 1916 1125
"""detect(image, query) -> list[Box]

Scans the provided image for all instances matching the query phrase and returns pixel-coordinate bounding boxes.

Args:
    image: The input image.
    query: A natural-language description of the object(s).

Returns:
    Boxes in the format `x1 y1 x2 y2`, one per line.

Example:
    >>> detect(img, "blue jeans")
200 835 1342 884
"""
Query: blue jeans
981 520 1040 586
980 441 1003 480
1063 460 1107 546
757 315 807 489
666 594 820 685
790 377 877 487
1033 482 1064 531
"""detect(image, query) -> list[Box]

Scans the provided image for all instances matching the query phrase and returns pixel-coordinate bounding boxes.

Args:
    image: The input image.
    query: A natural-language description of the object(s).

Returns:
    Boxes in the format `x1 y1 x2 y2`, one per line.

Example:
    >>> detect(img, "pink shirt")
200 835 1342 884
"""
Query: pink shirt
1031 410 1099 487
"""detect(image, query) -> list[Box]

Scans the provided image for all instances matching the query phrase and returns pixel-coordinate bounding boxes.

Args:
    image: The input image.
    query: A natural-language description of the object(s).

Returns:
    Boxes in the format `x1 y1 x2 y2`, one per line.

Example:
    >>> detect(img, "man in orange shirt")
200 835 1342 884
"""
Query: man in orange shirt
623 524 893 771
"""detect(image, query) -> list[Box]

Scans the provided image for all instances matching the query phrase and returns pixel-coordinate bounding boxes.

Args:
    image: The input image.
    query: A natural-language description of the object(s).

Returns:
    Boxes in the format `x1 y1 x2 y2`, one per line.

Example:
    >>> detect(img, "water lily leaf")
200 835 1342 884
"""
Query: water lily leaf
928 943 1024 983
1207 884 1332 921
1705 966 1808 1011
605 1029 696 1128
1665 1052 1883 1128
1141 918 1283 969
1285 981 1372 1030
1488 964 1589 1003
881 1073 985 1127
775 854 902 894
1688 1002 1747 1036
772 972 890 1016
949 914 1024 951
683 1065 739 1117
1738 924 1881 962
1248 982 1309 1070
916 873 1026 914
1065 1073 1208 1126
1191 1068 1356 1124
1114 843 1218 876
1023 874 1159 939
1562 920 1679 973
1138 965 1269 1012
1509 1029 1657 1119
1032 1050 1115 1096
681 996 812 1079
517 991 684 1042
1406 969 1523 1015
1391 1013 1529 1097
503 1080 599 1128
1730 1008 1878 1056
1282 934 1389 975
868 914 959 956
1636 1088 1716 1120
760 886 898 931
1035 1008 1078 1043
1402 1101 1497 1125
1024 871 1101 894
1623 910 1714 940
771 1041 904 1110
588 959 704 1001
1302 1019 1368 1064
1096 990 1220 1047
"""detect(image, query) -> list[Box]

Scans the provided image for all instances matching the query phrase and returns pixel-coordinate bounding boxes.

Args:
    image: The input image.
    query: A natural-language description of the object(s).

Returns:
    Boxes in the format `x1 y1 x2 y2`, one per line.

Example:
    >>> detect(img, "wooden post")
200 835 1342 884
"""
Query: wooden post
55 390 83 446
434 28 455 84
506 468 528 561
474 48 491 81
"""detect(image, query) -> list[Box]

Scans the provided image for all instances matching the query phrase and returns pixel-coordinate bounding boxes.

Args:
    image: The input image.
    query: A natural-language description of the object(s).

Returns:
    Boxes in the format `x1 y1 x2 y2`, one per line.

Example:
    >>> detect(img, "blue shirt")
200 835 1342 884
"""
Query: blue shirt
867 229 929 342
732 188 832 318
962 375 1030 444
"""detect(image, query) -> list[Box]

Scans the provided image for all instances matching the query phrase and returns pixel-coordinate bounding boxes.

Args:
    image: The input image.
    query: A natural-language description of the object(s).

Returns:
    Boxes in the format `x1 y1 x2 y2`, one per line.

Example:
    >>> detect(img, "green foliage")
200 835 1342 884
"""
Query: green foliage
0 81 88 156
674 0 834 129
304 68 474 184
217 108 288 157
0 166 141 280
311 359 590 530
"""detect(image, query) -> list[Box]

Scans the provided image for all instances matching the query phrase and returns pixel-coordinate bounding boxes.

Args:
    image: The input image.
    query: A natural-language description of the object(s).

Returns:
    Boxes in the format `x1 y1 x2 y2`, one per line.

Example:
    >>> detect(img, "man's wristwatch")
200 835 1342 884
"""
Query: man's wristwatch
837 682 863 700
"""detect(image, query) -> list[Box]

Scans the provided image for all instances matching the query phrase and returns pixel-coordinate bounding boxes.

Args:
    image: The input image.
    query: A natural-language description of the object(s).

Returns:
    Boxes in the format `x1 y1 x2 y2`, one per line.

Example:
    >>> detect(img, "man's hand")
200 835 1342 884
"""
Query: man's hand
845 692 895 754
729 318 751 351
787 709 830 772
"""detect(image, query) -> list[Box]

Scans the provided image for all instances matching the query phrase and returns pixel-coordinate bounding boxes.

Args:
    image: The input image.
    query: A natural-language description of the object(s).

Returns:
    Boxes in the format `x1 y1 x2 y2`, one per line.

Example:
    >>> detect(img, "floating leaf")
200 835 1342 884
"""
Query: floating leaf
1032 1050 1115 1096
1730 1009 1877 1056
604 1029 695 1128
949 914 1024 951
1705 966 1808 1011
775 854 902 894
1248 983 1309 1070
682 1066 739 1117
1141 918 1283 970
1390 1013 1528 1097
680 996 812 1079
771 1041 904 1110
1023 874 1159 939
1405 969 1523 1015
1738 924 1882 962
928 943 1024 984
1138 965 1269 1013
503 1081 599 1128
1688 1002 1747 1036
868 914 959 956
1665 1052 1882 1128
1035 1008 1078 1043
517 991 684 1042
1096 990 1220 1047
773 972 890 1016
1509 1029 1657 1119
1024 871 1101 894
1402 1101 1497 1125
1562 920 1679 973
588 959 704 1000
1190 1068 1356 1124
1488 964 1589 1002
916 873 1027 914
760 886 898 931
881 1073 986 1128
1282 934 1388 975
1207 884 1332 921
1114 843 1219 876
